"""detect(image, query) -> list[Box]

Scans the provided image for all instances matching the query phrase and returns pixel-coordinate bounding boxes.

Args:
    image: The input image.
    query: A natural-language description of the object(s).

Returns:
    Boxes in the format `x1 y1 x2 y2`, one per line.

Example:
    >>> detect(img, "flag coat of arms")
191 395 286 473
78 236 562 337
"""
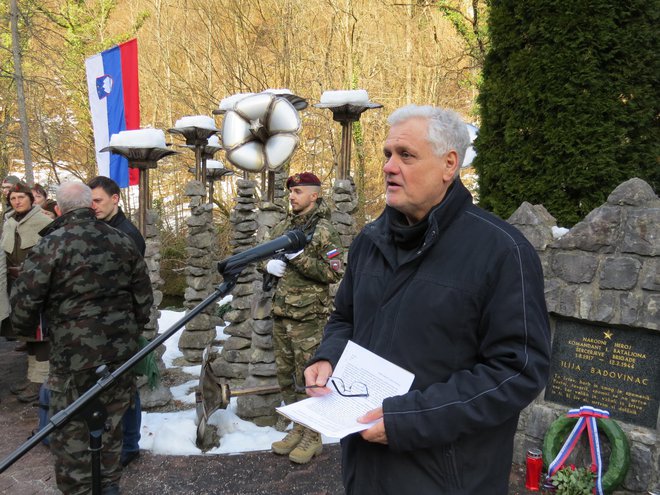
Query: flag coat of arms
85 39 140 188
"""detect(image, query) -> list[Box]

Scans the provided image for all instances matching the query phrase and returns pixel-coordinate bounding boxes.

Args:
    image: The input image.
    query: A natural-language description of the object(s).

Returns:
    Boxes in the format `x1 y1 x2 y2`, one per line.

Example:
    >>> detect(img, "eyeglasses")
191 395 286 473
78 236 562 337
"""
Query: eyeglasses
292 374 369 398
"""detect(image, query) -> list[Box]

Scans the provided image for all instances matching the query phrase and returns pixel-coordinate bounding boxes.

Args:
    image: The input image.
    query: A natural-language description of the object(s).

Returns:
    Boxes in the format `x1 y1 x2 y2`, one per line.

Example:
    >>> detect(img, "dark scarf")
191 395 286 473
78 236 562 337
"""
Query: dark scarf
385 182 462 265
12 208 31 223
385 206 435 267
386 207 430 251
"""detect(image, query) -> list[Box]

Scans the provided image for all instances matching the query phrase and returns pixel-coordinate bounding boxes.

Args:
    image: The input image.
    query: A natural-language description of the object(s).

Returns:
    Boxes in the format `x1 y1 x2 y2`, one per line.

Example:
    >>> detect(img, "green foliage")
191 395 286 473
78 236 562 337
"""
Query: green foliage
436 0 490 66
475 0 659 226
215 301 232 319
549 465 596 495
160 227 187 299
43 0 147 117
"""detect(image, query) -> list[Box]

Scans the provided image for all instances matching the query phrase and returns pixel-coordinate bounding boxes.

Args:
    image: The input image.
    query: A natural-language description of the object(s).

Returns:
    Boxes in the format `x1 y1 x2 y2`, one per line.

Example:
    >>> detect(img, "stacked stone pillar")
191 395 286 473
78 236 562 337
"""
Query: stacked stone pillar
236 170 288 426
140 209 172 407
331 177 358 301
331 178 358 252
209 179 259 388
208 173 357 426
178 181 216 363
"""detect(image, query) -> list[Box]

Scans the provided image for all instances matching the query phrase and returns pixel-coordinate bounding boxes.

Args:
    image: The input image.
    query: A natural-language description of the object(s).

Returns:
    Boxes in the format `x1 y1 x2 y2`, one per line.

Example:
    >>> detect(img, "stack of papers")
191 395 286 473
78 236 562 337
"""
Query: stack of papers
277 341 414 438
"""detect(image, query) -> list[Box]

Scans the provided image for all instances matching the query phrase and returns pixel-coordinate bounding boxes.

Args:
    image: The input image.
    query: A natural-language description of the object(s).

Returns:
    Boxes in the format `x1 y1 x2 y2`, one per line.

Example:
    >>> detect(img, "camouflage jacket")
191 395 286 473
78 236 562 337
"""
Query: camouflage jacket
267 198 343 321
10 208 153 374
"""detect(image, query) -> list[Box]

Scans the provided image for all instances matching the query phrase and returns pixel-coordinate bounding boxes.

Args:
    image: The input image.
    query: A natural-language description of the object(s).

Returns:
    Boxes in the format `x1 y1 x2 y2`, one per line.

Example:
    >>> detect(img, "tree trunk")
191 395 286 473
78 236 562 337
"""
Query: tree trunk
10 0 34 185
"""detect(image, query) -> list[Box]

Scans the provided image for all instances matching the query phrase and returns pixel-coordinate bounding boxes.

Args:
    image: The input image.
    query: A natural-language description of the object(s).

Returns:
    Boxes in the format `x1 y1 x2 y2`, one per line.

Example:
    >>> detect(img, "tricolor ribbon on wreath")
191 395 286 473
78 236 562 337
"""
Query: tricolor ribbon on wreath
545 406 610 495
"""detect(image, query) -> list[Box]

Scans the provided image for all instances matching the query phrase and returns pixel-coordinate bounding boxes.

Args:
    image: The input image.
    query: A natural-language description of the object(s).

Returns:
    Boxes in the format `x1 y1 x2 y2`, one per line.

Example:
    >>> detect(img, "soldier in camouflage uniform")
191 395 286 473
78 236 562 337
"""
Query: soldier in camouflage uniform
10 181 153 495
266 172 343 464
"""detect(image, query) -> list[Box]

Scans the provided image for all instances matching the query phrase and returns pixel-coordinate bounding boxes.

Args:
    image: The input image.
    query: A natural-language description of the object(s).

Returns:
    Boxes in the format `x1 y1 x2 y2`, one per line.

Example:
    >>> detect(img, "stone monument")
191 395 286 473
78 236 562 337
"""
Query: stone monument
509 178 659 494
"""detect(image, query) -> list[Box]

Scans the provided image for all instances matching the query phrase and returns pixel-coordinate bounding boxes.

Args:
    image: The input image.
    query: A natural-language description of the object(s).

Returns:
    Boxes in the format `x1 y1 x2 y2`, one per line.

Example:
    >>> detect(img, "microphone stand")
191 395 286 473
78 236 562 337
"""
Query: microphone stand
0 270 240 493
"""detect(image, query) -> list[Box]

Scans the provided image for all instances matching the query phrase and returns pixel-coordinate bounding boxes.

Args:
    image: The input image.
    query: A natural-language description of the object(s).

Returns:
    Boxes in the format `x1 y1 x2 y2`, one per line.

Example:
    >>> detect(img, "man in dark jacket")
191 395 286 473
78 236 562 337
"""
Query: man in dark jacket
304 105 551 494
89 176 145 253
88 175 145 468
11 181 153 495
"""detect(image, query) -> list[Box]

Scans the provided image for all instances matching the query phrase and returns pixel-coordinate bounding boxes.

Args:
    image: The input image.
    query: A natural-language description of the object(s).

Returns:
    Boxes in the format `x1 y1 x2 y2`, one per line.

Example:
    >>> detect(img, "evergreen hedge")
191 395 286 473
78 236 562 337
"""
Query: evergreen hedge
475 0 659 226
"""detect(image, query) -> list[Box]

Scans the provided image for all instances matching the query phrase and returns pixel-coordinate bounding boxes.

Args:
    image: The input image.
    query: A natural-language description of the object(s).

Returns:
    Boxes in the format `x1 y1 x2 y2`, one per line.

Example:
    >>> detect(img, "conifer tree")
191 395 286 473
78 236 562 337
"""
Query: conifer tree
475 0 659 226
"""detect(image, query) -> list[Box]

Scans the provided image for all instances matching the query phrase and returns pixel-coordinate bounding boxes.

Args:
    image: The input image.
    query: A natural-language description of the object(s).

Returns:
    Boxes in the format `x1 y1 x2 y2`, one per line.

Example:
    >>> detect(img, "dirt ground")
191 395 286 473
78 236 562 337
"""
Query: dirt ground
0 337 533 494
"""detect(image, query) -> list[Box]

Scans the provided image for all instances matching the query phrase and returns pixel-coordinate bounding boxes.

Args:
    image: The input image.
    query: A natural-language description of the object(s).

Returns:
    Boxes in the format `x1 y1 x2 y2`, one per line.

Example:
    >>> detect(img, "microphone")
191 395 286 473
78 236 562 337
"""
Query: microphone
217 229 309 276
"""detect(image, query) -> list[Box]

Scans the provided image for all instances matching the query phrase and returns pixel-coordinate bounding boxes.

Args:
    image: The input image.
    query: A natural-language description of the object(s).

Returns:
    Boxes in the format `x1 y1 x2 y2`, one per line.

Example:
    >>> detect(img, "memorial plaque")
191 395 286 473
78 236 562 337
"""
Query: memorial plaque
545 318 659 428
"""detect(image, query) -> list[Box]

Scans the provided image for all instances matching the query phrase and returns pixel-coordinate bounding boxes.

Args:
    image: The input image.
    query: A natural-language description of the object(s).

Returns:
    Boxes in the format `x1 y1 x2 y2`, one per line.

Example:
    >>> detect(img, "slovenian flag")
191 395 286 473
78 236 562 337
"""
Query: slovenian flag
85 39 140 188
326 248 340 259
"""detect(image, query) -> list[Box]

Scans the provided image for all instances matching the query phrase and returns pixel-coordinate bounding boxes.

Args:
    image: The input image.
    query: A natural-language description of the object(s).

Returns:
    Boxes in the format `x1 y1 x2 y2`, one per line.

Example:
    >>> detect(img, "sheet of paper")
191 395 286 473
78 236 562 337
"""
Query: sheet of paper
277 340 415 438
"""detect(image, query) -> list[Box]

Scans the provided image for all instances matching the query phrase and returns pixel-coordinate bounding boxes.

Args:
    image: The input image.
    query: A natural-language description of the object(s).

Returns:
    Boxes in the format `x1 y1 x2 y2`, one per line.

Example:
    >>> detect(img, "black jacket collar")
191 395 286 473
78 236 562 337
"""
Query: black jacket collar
105 207 127 228
365 180 473 266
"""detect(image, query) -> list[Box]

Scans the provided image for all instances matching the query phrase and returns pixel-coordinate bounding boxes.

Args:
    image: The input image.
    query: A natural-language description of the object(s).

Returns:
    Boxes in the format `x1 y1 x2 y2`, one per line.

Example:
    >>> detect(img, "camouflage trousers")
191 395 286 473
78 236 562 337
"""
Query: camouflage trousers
273 317 323 404
49 370 135 495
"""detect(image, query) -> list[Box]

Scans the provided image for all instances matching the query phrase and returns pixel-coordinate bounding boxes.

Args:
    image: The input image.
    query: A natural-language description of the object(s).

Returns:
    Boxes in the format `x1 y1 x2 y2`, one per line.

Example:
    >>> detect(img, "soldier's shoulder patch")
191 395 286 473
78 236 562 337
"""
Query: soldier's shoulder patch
330 259 341 272
326 248 340 259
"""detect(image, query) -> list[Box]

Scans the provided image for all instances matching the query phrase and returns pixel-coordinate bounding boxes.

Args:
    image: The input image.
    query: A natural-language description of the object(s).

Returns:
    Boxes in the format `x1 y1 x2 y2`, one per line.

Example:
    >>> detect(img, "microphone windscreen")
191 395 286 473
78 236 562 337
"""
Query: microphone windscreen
287 229 308 250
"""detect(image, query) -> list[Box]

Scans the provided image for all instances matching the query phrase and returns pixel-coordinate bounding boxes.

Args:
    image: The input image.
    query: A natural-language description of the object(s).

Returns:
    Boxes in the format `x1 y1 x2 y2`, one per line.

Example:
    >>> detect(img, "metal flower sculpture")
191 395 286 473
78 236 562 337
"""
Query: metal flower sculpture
221 92 301 173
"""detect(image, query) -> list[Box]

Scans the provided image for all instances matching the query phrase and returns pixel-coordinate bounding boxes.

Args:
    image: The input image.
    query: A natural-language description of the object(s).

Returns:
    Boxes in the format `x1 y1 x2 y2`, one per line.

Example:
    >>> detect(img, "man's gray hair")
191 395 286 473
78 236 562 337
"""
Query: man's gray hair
57 181 93 214
387 105 471 178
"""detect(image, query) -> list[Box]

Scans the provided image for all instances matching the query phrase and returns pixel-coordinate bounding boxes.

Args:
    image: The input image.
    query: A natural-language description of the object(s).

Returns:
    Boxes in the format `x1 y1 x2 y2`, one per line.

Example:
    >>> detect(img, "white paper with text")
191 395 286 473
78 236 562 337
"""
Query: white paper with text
276 340 414 438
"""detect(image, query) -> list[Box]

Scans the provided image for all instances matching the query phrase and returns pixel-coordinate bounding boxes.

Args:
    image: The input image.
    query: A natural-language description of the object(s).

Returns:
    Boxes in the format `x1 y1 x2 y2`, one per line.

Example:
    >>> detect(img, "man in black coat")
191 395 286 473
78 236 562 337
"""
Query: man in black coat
88 175 146 468
304 105 551 494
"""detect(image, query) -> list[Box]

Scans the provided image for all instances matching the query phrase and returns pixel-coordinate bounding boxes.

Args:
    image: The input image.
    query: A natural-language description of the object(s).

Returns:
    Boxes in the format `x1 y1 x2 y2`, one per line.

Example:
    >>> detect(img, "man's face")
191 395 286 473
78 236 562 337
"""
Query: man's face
90 187 119 220
2 182 14 199
9 192 32 214
383 117 458 224
289 186 318 215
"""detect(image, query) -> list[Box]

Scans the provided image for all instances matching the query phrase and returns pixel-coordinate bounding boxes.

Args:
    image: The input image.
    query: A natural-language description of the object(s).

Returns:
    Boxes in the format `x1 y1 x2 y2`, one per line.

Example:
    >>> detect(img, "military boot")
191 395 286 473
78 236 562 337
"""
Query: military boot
17 382 41 403
288 428 322 464
10 380 30 395
271 423 304 455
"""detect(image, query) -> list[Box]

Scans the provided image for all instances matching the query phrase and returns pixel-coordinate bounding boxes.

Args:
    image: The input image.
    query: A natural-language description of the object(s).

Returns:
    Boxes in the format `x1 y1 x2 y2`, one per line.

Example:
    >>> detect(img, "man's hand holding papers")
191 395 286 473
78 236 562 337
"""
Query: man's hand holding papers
277 341 414 439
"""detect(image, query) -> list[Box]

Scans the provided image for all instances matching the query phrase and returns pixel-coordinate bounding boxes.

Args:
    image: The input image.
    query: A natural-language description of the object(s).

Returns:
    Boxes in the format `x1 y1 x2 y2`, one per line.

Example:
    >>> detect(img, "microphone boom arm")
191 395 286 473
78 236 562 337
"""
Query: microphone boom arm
0 229 310 475
0 275 239 475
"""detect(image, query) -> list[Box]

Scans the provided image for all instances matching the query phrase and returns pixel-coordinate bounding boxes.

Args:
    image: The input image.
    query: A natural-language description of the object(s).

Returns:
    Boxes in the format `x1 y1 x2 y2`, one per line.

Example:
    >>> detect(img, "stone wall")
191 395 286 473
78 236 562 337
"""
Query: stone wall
509 178 659 494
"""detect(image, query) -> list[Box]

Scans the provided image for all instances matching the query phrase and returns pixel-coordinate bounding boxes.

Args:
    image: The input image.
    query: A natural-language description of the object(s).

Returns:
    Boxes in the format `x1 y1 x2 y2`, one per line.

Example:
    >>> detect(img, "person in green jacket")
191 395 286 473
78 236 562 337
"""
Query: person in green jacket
266 172 343 464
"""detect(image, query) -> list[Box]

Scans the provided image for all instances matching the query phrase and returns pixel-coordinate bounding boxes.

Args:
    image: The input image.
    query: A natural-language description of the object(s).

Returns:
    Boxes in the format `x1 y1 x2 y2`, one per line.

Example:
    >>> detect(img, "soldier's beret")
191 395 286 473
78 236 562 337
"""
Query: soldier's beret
286 172 321 189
